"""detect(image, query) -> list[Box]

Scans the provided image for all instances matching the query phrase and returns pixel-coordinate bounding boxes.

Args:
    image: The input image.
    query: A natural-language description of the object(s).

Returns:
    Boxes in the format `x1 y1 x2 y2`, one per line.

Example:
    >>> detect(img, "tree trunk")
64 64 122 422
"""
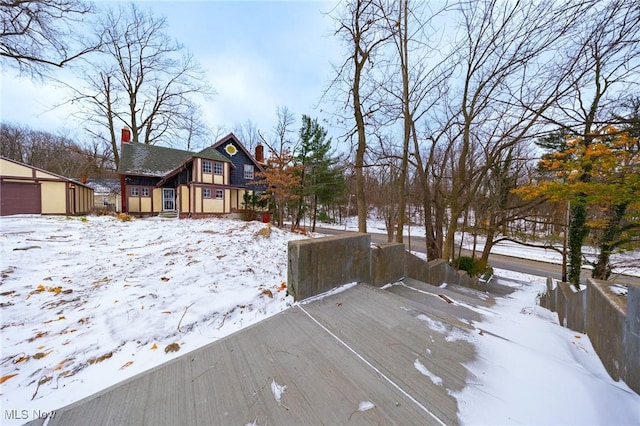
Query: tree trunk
395 0 411 244
568 202 589 288
593 202 628 280
353 51 368 233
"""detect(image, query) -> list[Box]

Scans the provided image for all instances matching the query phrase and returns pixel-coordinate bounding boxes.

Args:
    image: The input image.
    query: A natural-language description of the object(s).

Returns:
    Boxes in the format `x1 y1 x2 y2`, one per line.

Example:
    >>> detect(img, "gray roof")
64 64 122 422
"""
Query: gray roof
85 179 121 194
195 146 233 164
118 143 229 177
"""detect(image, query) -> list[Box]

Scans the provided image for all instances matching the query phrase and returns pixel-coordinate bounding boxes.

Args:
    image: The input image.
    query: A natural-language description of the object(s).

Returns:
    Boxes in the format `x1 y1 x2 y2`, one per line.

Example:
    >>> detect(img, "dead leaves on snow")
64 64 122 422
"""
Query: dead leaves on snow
27 331 49 342
87 352 113 365
28 284 73 297
43 316 66 324
258 281 288 299
260 288 274 298
164 343 180 353
254 225 272 238
33 351 52 360
0 374 18 384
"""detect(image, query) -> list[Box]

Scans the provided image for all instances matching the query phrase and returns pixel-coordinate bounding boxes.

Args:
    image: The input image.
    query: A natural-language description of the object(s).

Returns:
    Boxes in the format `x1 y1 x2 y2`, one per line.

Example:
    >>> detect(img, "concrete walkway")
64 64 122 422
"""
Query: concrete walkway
27 281 506 426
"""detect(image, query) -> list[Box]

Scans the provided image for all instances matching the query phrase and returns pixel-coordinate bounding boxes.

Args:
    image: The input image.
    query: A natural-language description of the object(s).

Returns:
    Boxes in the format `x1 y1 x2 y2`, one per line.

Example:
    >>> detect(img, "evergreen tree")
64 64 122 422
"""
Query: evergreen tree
515 125 639 286
294 115 344 231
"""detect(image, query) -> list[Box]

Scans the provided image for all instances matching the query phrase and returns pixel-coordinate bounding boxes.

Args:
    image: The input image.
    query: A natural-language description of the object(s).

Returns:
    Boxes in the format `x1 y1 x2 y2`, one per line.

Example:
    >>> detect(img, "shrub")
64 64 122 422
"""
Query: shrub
116 213 132 222
452 256 489 277
317 211 333 224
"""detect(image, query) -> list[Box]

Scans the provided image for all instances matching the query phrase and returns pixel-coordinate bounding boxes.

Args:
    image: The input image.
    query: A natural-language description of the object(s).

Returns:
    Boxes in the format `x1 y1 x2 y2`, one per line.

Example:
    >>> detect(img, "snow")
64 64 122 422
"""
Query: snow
456 269 640 425
270 379 287 407
414 359 443 386
1 215 304 424
1 215 639 425
357 400 375 412
610 284 628 296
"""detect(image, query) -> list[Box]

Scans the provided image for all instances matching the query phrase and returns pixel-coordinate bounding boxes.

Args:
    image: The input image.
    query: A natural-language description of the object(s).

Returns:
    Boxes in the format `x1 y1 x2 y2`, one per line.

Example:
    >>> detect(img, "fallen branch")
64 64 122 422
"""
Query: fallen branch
177 303 195 333
216 312 229 330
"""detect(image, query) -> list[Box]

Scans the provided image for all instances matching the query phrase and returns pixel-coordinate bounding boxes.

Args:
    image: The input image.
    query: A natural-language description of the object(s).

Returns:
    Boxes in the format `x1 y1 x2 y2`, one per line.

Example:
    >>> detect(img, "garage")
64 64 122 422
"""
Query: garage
0 182 41 215
0 156 94 216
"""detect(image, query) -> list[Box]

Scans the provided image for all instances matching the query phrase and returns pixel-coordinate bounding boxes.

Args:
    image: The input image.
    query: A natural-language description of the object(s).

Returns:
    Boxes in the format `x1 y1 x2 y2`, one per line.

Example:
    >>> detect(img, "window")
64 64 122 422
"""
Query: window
141 188 149 197
203 160 212 174
244 164 254 180
131 187 139 196
215 189 224 199
203 188 212 198
214 162 223 175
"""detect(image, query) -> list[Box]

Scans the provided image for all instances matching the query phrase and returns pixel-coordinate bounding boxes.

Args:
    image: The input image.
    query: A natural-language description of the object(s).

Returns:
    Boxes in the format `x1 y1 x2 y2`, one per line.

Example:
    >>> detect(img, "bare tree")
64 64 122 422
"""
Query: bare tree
233 119 262 152
329 0 394 233
0 0 98 77
431 0 589 262
179 103 212 152
60 3 213 167
374 0 455 246
540 0 640 286
0 122 109 178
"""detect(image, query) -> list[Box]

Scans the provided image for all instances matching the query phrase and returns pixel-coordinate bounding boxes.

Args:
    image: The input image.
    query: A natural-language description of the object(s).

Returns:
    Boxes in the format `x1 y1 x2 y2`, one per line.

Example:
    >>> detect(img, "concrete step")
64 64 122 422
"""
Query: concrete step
399 277 495 306
29 283 478 426
383 278 495 331
157 211 178 219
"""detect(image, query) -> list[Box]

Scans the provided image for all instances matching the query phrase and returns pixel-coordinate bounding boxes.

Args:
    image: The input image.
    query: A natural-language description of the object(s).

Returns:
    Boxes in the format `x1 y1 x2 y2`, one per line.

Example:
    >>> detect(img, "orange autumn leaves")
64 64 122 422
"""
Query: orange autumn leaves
515 126 639 208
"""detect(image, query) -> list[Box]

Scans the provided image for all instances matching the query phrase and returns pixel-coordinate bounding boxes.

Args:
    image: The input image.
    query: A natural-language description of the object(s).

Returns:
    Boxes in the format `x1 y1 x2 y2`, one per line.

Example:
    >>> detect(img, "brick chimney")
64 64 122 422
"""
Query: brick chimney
255 144 264 163
121 128 131 144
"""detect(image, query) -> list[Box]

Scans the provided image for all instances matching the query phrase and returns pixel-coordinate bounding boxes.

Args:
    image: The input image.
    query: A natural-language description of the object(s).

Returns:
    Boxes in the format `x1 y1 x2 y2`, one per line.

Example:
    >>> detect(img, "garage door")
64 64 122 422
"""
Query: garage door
0 182 41 215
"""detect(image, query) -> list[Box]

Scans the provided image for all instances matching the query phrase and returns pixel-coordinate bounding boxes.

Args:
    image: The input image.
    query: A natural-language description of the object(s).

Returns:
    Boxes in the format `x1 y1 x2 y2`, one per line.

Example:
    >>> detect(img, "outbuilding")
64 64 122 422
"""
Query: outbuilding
0 156 94 216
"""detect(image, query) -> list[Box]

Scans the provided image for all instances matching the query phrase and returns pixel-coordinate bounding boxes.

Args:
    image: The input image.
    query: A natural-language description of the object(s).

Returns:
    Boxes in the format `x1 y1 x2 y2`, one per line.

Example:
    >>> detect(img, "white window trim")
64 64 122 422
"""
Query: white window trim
203 160 212 174
244 164 254 180
203 188 212 198
215 189 224 199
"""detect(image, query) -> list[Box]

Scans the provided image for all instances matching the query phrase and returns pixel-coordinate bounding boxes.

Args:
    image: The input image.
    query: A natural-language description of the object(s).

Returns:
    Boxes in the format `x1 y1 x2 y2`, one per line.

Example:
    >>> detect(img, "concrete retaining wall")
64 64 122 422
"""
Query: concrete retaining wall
554 282 588 331
405 252 433 284
289 234 639 394
287 233 371 301
371 243 405 286
586 279 640 393
289 235 479 301
541 278 640 394
405 254 478 288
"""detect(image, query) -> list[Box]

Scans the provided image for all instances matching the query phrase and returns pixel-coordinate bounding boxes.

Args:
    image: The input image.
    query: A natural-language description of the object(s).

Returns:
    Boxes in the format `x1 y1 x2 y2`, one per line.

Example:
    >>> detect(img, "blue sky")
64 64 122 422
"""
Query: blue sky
0 1 344 144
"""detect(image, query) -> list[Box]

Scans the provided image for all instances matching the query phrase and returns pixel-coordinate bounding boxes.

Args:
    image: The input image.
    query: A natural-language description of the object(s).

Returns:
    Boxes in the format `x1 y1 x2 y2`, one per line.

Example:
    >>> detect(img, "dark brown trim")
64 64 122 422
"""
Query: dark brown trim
0 156 93 189
120 175 127 213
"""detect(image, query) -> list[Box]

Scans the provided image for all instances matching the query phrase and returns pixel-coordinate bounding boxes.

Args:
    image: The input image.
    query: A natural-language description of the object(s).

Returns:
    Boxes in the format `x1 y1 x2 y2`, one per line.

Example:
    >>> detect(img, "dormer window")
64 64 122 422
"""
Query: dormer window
203 160 212 174
244 164 254 180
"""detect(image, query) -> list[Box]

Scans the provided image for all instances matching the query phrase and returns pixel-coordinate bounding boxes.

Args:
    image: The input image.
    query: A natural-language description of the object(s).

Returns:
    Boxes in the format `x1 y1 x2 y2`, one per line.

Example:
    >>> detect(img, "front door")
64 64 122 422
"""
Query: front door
162 188 175 211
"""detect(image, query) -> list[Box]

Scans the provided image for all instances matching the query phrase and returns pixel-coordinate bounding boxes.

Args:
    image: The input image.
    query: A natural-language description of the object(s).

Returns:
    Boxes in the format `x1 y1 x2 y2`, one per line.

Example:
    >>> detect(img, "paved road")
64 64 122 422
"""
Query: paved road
316 227 640 287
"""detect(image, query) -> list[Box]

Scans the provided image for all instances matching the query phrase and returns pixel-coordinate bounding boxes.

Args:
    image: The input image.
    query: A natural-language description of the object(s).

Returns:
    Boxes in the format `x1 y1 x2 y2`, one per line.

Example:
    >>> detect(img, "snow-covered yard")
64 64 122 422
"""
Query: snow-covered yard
1 215 638 425
1 215 304 424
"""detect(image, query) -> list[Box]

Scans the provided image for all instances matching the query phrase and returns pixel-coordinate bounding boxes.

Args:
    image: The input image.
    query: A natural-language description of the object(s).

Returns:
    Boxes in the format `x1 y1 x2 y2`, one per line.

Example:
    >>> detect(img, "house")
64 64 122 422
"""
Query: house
85 179 122 212
0 156 94 216
118 133 266 218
